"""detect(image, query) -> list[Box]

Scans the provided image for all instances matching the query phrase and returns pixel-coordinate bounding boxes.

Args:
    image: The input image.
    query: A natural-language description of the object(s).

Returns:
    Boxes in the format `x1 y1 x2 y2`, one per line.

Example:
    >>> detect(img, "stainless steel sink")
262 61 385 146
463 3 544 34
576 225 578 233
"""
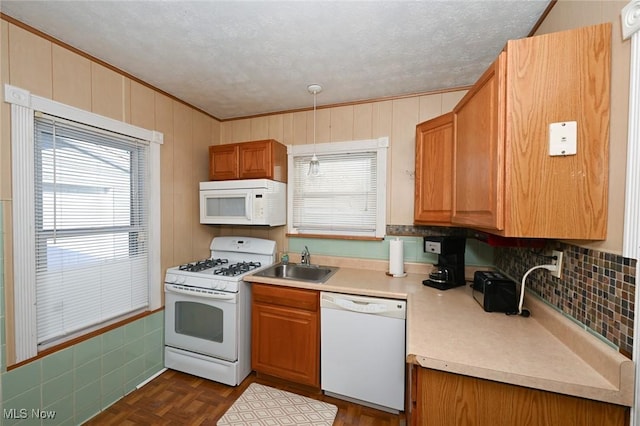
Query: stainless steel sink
253 263 339 283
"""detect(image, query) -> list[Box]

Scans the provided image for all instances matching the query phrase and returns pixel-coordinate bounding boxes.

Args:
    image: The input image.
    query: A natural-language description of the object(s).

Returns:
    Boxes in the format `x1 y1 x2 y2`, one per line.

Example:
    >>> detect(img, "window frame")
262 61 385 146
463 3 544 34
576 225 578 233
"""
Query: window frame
287 137 388 239
4 84 163 363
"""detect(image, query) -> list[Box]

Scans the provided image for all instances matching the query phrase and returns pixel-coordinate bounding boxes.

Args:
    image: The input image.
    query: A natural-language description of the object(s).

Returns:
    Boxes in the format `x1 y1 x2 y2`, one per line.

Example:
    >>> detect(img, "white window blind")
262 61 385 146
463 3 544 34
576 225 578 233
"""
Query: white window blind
6 84 162 363
288 137 388 238
292 152 377 234
34 114 149 346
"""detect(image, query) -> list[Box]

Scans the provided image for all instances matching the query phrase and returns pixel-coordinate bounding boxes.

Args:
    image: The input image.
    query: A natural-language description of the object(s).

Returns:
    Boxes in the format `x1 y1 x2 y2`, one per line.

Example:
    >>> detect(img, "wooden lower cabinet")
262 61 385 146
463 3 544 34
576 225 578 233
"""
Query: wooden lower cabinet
251 283 319 387
408 366 628 426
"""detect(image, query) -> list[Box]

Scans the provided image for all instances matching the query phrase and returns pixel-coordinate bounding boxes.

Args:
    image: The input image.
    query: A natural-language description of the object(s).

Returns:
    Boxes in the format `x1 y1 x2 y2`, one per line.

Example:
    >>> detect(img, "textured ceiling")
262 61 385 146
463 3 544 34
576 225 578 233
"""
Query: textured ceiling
1 0 552 120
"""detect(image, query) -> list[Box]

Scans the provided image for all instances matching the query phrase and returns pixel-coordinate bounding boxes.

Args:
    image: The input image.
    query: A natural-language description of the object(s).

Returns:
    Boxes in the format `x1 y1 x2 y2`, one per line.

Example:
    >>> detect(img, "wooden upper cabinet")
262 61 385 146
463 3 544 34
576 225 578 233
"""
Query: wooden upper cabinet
209 144 239 181
452 54 505 231
208 139 287 182
414 112 455 225
452 23 611 239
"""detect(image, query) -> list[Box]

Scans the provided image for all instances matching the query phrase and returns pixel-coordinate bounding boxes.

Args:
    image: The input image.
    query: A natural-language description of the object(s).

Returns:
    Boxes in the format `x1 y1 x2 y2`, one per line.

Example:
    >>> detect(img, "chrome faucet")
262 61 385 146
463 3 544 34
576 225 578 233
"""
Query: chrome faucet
301 246 311 266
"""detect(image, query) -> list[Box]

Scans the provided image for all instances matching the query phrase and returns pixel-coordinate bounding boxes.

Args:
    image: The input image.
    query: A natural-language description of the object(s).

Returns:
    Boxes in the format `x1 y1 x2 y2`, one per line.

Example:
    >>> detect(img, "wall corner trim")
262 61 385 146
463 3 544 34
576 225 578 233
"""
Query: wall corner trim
622 3 640 260
620 0 640 259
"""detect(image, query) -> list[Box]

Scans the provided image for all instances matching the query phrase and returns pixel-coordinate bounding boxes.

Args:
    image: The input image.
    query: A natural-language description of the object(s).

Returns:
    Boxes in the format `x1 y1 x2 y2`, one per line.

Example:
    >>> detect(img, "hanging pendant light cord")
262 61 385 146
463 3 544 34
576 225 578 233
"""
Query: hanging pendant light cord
313 90 317 151
307 84 322 176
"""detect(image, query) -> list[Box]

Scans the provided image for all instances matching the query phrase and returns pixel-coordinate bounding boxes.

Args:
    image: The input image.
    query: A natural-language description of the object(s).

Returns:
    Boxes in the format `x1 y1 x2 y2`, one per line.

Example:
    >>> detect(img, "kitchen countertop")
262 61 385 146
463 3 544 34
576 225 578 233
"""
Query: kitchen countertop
245 257 634 407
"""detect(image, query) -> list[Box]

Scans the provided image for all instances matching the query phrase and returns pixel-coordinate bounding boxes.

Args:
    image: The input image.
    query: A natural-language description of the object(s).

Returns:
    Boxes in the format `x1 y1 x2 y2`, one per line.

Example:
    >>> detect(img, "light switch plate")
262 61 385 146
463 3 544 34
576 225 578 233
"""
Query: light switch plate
549 121 577 156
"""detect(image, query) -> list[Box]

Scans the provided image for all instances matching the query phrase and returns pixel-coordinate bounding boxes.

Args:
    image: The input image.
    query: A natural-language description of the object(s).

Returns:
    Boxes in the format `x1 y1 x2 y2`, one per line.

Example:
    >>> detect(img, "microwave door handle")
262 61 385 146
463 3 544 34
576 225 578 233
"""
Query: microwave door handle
245 194 252 221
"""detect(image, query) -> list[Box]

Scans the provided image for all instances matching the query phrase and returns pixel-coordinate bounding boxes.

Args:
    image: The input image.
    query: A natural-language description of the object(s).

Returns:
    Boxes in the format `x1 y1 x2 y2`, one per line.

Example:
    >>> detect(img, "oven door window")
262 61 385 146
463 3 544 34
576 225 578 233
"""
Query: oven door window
175 301 224 342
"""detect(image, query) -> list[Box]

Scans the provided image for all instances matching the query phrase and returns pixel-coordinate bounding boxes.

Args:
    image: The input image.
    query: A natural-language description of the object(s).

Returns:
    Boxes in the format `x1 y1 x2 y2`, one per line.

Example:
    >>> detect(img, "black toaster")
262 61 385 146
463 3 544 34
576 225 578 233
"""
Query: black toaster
472 271 518 313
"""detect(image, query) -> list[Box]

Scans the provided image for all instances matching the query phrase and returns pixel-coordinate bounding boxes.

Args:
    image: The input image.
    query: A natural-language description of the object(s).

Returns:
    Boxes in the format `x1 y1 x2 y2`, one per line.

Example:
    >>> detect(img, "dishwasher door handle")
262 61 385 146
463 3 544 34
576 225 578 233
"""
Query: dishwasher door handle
321 292 407 319
333 298 389 314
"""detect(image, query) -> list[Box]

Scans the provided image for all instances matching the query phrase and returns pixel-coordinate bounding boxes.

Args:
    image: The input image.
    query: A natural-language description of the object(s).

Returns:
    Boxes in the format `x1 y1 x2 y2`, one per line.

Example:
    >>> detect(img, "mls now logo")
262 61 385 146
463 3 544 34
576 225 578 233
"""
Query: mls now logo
4 408 56 420
3 409 28 419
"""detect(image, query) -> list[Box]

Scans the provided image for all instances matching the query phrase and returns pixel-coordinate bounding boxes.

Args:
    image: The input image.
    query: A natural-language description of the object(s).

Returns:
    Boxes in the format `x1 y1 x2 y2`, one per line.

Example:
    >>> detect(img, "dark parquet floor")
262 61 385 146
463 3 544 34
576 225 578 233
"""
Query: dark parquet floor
84 369 405 425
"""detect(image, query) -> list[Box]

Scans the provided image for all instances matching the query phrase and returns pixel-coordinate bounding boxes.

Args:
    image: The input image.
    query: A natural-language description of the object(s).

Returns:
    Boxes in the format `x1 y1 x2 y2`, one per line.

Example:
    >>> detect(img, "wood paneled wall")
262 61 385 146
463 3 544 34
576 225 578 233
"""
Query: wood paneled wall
0 21 221 302
0 18 468 279
217 91 466 249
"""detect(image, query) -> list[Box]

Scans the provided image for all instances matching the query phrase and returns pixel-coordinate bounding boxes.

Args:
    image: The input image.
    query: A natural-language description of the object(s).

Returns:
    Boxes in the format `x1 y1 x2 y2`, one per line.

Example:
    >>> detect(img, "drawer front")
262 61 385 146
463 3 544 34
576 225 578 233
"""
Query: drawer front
252 283 318 312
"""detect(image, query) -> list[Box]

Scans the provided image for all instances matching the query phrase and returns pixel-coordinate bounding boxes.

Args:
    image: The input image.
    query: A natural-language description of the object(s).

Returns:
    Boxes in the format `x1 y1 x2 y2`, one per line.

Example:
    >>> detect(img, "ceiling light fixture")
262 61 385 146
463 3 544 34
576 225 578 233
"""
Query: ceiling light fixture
307 84 322 176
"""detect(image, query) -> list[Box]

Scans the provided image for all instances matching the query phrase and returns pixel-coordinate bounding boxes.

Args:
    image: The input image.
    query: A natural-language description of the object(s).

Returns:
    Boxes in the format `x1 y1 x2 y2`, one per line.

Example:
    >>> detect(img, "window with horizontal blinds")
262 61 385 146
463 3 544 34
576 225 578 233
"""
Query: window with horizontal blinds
291 151 379 236
34 115 149 346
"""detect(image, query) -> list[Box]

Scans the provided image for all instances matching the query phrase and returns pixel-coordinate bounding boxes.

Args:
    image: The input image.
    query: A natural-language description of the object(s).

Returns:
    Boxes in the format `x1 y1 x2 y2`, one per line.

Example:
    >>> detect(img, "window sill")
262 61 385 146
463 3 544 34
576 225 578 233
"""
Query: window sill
286 233 383 241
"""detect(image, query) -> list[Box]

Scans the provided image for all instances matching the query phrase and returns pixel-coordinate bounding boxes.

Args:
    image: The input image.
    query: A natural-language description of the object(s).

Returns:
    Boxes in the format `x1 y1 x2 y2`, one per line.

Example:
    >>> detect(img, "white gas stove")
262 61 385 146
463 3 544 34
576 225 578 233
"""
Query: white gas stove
164 236 276 386
165 236 275 291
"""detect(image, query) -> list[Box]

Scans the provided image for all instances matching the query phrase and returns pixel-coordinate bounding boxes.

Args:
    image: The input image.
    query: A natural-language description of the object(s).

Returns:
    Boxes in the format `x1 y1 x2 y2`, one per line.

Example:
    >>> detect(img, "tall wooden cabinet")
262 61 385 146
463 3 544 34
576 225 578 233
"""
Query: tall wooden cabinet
414 112 454 225
452 23 611 239
208 139 287 182
251 283 320 388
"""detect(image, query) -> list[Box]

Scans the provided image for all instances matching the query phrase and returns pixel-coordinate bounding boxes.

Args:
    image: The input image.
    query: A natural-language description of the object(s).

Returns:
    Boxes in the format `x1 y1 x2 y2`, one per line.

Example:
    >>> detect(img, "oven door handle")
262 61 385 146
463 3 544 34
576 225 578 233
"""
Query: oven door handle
165 285 236 300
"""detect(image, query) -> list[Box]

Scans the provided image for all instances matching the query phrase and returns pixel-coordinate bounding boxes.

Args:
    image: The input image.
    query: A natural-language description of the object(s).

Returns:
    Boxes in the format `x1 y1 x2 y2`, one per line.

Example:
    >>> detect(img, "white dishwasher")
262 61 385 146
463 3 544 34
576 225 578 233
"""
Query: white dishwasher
320 292 406 413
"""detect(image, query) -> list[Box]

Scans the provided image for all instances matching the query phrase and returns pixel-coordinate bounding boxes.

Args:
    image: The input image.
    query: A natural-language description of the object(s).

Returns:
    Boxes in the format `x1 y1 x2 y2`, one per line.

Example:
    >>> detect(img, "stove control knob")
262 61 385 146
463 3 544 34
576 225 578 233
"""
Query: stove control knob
176 276 186 284
166 274 177 283
218 282 227 290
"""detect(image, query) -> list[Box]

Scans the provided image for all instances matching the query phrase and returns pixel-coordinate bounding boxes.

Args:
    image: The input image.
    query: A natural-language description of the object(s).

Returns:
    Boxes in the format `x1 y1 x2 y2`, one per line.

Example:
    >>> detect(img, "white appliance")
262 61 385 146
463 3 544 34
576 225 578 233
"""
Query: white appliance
164 236 276 386
199 179 286 226
320 292 407 413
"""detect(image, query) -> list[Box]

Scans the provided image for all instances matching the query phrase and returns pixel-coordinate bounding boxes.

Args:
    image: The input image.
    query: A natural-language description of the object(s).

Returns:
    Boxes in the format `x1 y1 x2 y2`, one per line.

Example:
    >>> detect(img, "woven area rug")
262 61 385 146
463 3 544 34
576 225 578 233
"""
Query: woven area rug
217 383 338 425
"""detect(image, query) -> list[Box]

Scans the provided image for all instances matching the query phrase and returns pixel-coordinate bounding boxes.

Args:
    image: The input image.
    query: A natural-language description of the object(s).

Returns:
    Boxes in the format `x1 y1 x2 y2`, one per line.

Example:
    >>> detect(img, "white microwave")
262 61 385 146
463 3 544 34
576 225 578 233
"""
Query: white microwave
199 179 286 226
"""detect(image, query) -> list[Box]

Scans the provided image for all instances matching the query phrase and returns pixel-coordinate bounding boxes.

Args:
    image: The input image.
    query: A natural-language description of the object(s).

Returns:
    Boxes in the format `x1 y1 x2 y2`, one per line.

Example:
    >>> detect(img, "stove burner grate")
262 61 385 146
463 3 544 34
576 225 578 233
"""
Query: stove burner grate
214 261 262 277
179 258 228 272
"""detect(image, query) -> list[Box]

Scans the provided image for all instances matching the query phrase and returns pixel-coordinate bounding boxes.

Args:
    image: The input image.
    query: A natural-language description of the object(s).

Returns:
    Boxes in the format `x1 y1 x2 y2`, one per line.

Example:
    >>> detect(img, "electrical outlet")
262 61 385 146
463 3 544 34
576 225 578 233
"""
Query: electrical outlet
551 250 563 278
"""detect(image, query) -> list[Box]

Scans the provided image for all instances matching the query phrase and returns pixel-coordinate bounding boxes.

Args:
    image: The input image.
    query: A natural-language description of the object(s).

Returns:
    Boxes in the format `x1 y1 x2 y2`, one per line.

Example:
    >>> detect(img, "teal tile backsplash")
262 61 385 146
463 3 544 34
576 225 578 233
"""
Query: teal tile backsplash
41 347 73 382
74 338 102 368
2 361 41 401
287 225 495 268
1 311 164 425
